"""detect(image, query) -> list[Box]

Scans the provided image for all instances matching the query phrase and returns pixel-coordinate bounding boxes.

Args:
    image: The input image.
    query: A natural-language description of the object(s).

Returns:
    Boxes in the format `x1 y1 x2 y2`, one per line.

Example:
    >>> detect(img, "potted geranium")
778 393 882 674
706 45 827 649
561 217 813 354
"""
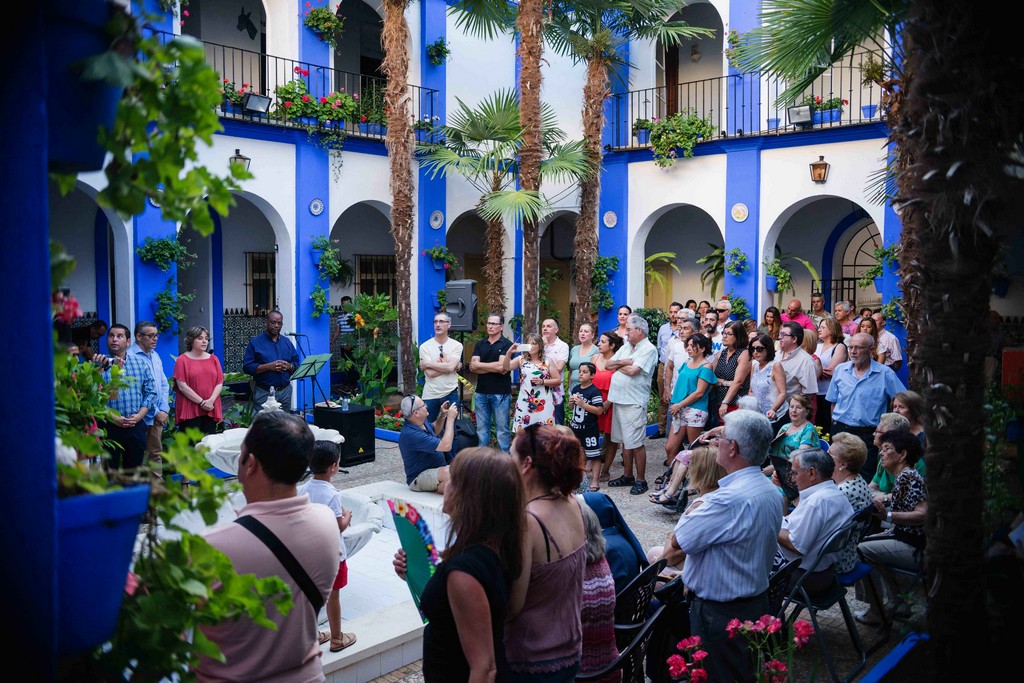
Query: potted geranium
356 84 388 136
274 67 318 125
303 0 346 49
221 79 249 114
649 109 715 168
803 94 849 125
632 117 654 145
423 243 459 278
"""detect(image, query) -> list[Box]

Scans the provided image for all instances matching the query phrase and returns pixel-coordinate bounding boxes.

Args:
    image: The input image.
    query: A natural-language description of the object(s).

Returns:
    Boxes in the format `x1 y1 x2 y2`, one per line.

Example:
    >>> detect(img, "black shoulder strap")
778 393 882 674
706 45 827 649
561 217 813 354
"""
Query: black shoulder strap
234 515 325 614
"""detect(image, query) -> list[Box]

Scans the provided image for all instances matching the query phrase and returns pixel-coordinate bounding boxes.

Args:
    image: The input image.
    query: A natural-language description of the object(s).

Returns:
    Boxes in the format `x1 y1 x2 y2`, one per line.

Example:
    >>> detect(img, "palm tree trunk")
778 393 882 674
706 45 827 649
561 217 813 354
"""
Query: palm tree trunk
381 0 416 390
517 0 543 332
897 0 1022 672
573 54 607 336
482 174 507 316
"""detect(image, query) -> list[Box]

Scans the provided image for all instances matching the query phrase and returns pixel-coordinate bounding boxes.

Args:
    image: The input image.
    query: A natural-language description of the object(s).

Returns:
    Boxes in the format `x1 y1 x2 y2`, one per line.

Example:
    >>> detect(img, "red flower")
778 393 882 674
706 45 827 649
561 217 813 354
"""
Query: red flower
320 97 329 104
666 655 688 678
726 618 742 638
792 619 814 647
691 650 708 662
284 101 293 108
691 669 708 683
223 78 230 83
294 66 302 74
443 263 450 269
301 95 311 103
361 115 368 122
242 82 249 88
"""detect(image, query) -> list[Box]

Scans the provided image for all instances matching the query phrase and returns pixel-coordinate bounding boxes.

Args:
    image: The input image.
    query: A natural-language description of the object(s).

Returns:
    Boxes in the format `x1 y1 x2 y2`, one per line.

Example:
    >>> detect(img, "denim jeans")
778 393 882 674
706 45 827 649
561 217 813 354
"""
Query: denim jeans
424 389 459 424
475 392 511 452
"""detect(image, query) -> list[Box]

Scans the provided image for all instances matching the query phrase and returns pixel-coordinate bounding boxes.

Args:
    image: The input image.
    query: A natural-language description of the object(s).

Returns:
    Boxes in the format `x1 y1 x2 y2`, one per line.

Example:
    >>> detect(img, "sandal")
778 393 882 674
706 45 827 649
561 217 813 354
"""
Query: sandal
318 630 331 646
650 491 677 505
330 632 357 652
588 486 600 492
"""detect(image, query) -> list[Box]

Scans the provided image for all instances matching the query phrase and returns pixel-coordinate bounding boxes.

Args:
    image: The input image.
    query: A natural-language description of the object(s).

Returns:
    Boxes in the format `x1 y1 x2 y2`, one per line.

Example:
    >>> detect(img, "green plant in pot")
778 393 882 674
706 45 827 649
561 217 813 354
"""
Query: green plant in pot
763 257 792 293
303 0 346 49
649 109 715 168
153 277 195 334
426 37 451 66
312 234 354 287
136 236 196 272
857 243 900 289
274 72 317 121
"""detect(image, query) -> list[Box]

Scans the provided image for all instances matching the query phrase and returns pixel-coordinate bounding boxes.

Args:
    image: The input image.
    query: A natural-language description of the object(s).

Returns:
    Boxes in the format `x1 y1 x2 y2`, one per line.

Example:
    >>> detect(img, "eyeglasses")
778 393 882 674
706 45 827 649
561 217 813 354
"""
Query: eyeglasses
486 321 502 325
778 333 793 338
849 345 872 350
138 333 158 338
434 319 449 324
716 308 728 313
751 345 766 352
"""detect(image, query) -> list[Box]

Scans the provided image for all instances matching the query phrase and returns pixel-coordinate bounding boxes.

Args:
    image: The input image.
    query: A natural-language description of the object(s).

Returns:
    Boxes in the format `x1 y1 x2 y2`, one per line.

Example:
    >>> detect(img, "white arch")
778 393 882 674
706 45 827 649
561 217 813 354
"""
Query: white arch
232 189 296 326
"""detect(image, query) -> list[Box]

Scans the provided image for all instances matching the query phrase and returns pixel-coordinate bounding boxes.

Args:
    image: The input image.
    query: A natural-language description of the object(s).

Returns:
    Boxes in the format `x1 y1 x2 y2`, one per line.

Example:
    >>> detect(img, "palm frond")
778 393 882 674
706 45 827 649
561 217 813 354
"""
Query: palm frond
448 0 517 41
476 189 548 225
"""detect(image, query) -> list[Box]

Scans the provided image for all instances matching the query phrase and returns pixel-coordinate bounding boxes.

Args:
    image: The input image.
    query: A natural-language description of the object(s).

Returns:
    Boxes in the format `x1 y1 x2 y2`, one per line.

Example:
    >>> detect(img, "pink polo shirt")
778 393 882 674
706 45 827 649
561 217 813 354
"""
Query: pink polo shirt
780 311 816 331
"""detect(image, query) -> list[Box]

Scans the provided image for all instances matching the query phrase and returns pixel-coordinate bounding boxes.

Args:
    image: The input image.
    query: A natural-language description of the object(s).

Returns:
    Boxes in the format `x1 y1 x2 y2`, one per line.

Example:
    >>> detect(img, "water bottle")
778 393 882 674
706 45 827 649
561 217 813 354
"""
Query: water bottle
342 396 350 411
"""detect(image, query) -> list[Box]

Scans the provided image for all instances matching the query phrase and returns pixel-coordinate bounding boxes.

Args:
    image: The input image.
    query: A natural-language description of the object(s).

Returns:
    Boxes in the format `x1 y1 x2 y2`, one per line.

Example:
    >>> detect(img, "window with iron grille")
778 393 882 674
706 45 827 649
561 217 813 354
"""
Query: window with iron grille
356 254 397 304
246 251 276 313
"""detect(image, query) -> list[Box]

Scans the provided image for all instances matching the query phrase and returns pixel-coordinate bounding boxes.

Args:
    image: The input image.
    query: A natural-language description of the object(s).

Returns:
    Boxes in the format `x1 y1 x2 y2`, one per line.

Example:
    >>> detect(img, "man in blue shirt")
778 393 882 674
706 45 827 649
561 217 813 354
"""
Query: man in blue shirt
397 395 458 493
127 321 170 466
826 332 906 480
243 310 300 410
101 324 157 469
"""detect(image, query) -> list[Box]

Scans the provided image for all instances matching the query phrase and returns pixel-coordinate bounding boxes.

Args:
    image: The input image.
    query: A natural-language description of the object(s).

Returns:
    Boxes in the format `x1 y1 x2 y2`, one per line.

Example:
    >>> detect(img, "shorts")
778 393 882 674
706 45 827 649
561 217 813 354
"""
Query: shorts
572 429 602 460
410 467 442 492
611 403 646 449
333 560 349 590
672 407 708 430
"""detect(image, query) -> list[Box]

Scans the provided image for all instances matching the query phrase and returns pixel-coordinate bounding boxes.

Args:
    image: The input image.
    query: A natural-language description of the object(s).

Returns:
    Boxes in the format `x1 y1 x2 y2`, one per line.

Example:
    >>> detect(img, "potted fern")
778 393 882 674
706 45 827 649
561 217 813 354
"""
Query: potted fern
763 258 792 293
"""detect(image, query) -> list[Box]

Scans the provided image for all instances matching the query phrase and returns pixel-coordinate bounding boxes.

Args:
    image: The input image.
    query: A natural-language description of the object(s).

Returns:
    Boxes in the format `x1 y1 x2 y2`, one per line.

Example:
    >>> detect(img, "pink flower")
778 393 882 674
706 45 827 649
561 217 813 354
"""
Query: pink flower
183 10 189 16
793 620 814 647
691 649 708 662
180 20 184 26
666 654 688 678
352 93 359 100
444 263 450 269
124 571 140 596
691 669 708 683
306 1 312 5
677 636 702 651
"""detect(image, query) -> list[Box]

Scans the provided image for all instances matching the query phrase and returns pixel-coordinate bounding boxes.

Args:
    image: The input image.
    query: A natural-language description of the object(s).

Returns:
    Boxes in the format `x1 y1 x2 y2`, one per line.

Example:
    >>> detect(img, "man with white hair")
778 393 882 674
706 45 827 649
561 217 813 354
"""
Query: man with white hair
398 395 459 493
715 299 733 328
606 314 659 495
664 410 782 683
833 301 858 338
872 311 903 373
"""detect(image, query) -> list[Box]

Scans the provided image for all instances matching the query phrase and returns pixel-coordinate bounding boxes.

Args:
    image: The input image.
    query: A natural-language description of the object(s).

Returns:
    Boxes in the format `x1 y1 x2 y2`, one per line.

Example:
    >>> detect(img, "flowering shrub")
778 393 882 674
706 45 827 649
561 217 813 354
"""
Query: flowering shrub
303 1 346 49
802 94 849 112
666 635 709 682
423 244 460 280
222 79 250 106
337 294 399 406
375 405 404 431
727 614 815 683
274 72 316 119
413 115 440 131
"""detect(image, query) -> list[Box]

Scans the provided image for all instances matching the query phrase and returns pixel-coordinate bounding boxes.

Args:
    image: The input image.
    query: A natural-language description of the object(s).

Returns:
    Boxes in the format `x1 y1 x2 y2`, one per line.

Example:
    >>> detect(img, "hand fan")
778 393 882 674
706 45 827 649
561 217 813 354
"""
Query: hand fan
387 499 440 622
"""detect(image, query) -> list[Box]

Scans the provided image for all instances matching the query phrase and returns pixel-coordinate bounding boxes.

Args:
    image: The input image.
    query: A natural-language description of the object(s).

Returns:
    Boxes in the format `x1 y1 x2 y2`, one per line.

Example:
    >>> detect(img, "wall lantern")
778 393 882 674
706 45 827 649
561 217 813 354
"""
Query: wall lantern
809 155 830 183
230 149 251 172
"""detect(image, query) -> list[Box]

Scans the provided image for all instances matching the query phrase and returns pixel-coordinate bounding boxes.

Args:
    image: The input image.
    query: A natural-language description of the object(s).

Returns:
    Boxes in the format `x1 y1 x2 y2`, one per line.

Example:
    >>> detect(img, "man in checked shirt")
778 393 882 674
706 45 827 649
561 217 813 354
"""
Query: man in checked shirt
99 323 157 469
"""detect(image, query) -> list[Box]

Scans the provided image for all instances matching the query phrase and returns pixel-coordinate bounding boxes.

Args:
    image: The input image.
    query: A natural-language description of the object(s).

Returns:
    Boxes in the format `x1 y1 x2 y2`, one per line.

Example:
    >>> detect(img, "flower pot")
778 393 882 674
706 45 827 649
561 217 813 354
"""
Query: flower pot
311 248 324 266
223 101 244 116
766 117 781 130
359 122 386 136
430 290 441 307
415 129 429 143
766 275 779 292
812 108 842 125
432 257 445 272
873 276 884 293
861 104 878 119
635 129 651 145
46 0 126 173
57 484 151 657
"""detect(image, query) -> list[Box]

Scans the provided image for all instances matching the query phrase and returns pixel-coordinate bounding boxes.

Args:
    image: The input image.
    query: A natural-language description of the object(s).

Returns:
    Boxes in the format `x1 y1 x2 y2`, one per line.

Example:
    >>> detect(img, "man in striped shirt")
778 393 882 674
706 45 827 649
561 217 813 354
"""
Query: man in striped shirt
101 323 157 469
663 410 782 682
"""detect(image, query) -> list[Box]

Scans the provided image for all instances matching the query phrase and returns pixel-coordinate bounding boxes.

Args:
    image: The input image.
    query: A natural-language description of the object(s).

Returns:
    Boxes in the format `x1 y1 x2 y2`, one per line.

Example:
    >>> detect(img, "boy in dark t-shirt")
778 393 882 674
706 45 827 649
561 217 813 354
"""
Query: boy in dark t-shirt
569 362 606 491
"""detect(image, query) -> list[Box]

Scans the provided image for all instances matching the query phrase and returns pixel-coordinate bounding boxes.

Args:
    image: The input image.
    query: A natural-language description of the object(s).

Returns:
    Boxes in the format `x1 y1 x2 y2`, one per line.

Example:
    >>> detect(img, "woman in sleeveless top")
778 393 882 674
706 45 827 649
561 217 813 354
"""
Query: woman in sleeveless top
710 321 751 424
815 318 847 430
748 332 789 429
507 424 588 681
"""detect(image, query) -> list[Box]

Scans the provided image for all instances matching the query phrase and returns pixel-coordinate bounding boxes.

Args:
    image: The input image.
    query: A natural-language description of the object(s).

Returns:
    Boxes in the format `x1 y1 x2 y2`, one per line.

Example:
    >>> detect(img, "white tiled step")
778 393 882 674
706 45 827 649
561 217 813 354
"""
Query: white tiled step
321 599 425 683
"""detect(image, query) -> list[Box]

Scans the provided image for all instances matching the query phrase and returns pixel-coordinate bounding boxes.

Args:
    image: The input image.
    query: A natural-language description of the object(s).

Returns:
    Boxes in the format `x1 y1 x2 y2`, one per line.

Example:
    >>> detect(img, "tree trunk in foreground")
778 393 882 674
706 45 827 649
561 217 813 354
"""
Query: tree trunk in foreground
517 0 543 333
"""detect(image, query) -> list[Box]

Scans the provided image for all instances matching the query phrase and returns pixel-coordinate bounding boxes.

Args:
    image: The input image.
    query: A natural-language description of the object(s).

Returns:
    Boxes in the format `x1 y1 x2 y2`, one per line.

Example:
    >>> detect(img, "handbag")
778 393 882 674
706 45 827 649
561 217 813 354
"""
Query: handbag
235 515 325 613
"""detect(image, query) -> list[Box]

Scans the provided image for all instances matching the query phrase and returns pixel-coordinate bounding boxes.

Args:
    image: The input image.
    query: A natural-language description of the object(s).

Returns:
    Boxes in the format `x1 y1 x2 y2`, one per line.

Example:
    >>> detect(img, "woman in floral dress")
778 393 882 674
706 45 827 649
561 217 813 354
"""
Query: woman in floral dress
503 332 557 432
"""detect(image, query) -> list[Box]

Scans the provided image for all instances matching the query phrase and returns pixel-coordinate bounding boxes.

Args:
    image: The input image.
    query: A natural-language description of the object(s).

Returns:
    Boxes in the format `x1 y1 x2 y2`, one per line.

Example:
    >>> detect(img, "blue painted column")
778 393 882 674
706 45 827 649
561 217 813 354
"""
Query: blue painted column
727 0 762 136
94 208 111 327
295 142 332 409
723 141 762 317
882 140 908 385
418 0 448 343
299 0 331 66
597 153 629 334
133 206 179 349
2 5 56 673
211 215 225 367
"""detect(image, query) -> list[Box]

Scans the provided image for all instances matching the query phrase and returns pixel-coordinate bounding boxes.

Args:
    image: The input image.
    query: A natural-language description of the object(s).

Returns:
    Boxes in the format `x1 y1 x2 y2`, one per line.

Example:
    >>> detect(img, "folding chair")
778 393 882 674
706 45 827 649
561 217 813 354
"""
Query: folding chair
835 505 891 654
781 517 869 683
613 558 667 650
577 604 666 683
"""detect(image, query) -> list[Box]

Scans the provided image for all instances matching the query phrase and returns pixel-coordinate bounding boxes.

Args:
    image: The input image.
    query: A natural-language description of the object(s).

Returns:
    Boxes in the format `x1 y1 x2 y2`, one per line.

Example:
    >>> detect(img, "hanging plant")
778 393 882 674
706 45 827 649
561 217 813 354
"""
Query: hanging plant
590 255 618 313
303 1 345 50
426 37 451 66
857 244 900 288
312 234 354 286
763 257 794 293
136 236 195 272
723 289 750 320
153 278 194 333
724 248 749 276
649 109 715 168
310 281 331 318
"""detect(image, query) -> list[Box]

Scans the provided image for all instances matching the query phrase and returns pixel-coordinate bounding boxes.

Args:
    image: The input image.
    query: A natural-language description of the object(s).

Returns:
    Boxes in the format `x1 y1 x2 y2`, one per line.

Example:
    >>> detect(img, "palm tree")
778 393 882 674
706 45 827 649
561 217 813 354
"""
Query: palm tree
544 1 713 333
733 0 1024 672
416 90 591 317
380 0 416 390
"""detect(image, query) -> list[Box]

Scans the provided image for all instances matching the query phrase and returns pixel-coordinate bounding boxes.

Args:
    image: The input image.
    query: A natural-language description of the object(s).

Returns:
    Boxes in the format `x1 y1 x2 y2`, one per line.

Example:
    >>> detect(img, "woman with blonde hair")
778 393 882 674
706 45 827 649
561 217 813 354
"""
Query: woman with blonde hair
647 445 726 574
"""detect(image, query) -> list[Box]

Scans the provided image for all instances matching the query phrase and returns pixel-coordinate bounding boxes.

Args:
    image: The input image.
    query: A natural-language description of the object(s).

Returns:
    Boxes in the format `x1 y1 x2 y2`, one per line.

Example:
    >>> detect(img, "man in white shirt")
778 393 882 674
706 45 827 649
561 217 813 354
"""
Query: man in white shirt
872 311 903 373
778 447 855 581
418 312 464 423
663 317 699 403
542 318 570 424
655 302 684 438
715 299 732 329
606 315 659 495
703 310 723 359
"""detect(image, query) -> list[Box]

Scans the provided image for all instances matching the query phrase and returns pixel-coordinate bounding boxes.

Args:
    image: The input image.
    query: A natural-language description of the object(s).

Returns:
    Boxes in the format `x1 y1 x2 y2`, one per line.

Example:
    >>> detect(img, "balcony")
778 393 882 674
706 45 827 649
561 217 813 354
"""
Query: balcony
611 54 887 149
149 30 438 141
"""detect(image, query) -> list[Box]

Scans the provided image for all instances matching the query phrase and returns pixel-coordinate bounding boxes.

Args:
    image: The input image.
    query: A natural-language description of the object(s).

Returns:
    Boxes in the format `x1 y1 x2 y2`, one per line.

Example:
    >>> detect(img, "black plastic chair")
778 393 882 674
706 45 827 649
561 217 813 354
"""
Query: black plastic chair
835 505 891 654
767 557 801 619
613 558 667 650
577 603 666 683
781 517 868 683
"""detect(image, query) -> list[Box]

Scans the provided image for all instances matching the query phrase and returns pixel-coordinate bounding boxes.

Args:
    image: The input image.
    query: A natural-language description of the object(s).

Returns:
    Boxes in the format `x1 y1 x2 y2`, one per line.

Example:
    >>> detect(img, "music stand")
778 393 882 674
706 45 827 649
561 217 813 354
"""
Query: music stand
291 353 332 408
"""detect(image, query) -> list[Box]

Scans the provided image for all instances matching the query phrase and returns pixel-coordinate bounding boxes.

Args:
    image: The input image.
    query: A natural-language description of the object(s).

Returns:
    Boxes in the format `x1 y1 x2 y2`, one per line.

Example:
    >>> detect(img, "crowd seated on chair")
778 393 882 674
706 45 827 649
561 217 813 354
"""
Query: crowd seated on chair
857 429 927 625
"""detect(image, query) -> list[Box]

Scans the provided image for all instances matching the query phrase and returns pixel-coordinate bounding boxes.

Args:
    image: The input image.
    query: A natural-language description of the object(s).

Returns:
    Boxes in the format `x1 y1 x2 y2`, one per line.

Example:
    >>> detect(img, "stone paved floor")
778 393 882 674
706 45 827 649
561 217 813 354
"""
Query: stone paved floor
345 433 924 682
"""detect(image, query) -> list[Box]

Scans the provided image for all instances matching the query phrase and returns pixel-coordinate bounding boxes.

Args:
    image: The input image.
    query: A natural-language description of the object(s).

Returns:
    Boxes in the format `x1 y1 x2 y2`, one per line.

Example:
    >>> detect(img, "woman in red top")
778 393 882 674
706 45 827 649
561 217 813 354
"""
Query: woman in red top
592 331 623 482
173 326 224 434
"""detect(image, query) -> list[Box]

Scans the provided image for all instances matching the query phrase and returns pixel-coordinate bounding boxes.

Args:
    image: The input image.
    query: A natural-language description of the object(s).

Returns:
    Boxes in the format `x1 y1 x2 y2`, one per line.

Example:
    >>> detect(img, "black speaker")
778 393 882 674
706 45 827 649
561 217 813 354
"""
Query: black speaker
313 405 375 466
446 279 478 332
